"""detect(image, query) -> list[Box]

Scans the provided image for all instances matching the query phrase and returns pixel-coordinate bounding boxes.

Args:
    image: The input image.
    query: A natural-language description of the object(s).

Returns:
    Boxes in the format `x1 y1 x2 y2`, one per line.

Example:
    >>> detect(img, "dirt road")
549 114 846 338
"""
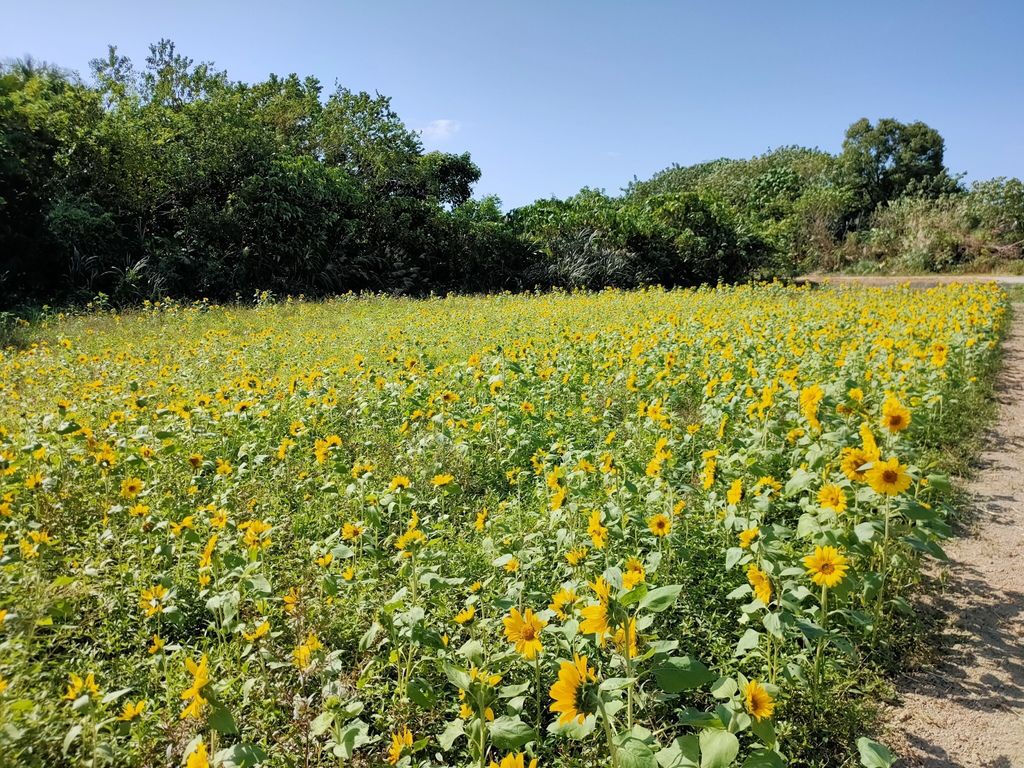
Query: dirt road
886 305 1024 767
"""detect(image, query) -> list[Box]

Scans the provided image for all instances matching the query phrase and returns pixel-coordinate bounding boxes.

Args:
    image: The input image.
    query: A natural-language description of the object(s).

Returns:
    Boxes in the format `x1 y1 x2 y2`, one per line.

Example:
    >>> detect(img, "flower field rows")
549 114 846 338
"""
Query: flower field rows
0 283 1008 767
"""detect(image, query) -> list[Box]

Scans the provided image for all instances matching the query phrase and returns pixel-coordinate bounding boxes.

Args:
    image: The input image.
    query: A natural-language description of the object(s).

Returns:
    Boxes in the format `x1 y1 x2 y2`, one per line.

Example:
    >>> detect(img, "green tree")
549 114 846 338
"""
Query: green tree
840 117 960 215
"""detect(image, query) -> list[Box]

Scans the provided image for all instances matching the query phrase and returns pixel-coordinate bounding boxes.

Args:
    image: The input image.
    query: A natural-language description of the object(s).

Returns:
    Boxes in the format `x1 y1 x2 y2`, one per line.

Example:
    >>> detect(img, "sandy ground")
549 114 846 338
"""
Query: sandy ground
884 305 1024 767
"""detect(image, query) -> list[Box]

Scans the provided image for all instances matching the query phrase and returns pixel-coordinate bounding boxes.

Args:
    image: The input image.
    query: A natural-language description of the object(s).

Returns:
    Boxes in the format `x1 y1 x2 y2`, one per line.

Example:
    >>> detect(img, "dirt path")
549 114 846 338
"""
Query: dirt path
886 305 1024 767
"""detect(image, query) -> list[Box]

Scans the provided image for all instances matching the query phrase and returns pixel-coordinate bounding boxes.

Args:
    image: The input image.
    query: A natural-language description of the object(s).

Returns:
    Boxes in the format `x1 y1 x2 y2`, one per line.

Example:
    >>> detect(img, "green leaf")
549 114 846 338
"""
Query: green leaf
209 703 238 734
406 678 435 708
215 743 269 768
444 663 472 690
654 656 716 693
656 735 700 768
735 628 761 655
725 547 745 570
699 729 739 768
640 585 682 613
438 719 466 751
742 748 785 768
488 716 537 749
857 737 896 768
616 733 658 768
62 724 82 756
710 677 737 700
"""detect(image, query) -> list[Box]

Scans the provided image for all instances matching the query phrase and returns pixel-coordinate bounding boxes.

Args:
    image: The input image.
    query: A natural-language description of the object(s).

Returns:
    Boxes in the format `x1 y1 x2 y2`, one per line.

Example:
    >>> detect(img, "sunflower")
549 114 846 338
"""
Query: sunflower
648 513 672 537
454 606 475 625
579 602 610 643
840 446 876 482
743 680 775 720
387 726 413 765
802 546 849 588
726 479 743 506
186 740 209 768
503 608 546 659
489 753 538 768
738 526 759 549
866 457 912 496
817 484 847 513
881 395 911 433
746 563 772 604
549 654 597 725
548 587 577 619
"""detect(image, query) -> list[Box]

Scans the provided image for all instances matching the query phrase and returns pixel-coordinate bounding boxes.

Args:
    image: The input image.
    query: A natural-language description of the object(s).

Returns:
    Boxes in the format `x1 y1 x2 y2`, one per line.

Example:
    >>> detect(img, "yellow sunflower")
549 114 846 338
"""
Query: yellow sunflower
387 726 413 765
746 563 772 605
816 484 847 513
802 546 849 588
648 513 672 537
743 680 775 720
865 457 912 496
881 395 911 433
549 654 597 725
503 608 546 659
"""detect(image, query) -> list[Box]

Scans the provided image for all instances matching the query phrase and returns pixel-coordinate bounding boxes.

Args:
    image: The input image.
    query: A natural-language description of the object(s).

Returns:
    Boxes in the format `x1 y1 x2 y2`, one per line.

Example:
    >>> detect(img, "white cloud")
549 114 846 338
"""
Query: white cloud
421 119 461 143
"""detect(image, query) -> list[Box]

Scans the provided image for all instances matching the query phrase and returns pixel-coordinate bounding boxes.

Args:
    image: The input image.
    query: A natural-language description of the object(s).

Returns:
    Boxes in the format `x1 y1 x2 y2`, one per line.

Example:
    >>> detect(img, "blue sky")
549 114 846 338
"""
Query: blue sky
3 1 1022 208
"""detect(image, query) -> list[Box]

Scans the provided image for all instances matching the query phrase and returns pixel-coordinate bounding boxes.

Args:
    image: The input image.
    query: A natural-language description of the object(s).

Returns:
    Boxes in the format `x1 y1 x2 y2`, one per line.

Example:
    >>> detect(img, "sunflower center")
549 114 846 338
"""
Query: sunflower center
521 626 536 641
882 469 898 483
820 562 835 575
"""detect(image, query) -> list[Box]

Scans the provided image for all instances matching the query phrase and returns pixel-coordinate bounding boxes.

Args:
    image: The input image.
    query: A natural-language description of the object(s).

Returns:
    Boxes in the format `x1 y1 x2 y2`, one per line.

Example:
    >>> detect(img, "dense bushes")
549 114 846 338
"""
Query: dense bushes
2 42 1023 308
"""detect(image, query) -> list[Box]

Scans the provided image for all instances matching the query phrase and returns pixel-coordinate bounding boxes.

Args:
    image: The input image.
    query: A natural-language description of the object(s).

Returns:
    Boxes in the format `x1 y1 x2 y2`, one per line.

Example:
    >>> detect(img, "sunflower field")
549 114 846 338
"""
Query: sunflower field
0 283 1007 768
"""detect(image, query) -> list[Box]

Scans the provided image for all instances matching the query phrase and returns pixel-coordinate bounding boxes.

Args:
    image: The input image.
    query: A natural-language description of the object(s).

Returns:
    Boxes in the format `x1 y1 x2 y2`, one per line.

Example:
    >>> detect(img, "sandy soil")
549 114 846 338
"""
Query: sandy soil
885 306 1024 767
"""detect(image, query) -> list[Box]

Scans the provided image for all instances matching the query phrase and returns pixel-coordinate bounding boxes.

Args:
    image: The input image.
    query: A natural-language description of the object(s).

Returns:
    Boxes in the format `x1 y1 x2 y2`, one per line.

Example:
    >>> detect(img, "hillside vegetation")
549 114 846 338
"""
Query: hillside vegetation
2 42 1022 308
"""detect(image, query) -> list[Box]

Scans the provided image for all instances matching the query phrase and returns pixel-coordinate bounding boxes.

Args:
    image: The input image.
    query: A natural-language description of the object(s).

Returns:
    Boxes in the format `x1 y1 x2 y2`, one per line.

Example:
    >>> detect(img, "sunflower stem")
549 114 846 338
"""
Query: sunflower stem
596 696 620 768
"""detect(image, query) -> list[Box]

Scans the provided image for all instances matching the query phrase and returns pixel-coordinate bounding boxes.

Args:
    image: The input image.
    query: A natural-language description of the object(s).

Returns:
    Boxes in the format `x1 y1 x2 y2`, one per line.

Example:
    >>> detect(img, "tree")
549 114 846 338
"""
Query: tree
840 117 959 215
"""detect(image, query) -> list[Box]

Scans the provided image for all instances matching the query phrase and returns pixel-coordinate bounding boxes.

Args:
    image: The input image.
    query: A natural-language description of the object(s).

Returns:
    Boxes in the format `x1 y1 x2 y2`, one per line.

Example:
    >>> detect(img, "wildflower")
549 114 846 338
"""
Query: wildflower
215 458 233 476
120 477 144 498
503 608 546 659
622 557 646 589
243 620 270 642
549 587 577 620
475 508 488 531
140 584 169 617
388 475 411 493
489 753 538 768
726 478 743 506
180 655 210 719
799 384 825 432
738 526 759 549
803 546 849 588
746 563 772 604
148 634 165 654
342 522 364 540
565 546 588 566
866 456 912 496
117 700 146 721
817 484 847 513
587 509 608 548
63 672 99 701
504 557 520 573
432 473 454 487
881 395 911 433
455 606 475 625
648 513 672 537
387 726 414 765
293 632 323 671
186 740 210 768
743 680 775 720
283 587 300 613
549 654 597 725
